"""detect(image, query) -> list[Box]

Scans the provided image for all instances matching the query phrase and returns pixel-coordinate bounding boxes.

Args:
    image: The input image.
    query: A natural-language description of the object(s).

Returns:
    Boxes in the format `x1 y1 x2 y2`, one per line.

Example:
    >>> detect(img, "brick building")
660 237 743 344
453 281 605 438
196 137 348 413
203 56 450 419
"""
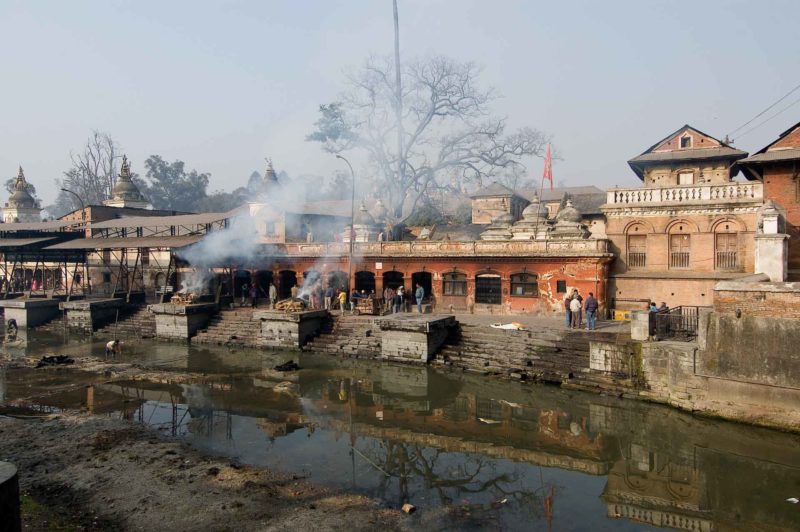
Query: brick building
602 125 762 309
738 120 800 280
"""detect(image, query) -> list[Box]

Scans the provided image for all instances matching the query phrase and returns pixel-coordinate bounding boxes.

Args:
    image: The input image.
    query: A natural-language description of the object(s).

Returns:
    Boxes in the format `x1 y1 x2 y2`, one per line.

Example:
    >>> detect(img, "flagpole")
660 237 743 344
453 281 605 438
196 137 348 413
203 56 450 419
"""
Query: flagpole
533 143 551 239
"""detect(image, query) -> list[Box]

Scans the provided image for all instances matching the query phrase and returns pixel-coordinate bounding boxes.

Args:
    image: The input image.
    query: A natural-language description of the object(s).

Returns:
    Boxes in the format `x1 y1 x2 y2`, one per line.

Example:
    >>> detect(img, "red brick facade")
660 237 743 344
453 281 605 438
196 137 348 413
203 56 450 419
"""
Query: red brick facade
261 254 610 315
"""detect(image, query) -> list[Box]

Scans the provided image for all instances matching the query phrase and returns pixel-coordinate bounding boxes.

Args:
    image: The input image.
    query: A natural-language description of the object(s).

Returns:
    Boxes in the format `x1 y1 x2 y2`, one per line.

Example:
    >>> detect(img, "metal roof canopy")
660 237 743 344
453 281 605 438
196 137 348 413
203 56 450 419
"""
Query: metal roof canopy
44 235 204 250
0 237 57 248
0 219 86 231
89 210 239 230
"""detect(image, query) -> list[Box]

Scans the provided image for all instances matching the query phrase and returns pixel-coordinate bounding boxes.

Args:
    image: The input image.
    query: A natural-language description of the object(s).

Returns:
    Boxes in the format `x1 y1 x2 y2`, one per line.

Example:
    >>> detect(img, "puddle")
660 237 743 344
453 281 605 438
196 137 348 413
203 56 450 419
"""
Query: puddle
2 339 800 531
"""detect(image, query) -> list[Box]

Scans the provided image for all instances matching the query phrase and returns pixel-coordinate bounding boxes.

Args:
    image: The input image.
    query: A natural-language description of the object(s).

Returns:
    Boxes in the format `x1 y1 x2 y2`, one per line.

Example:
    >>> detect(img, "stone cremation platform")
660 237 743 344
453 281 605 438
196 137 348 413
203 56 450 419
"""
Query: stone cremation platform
0 298 61 328
252 309 328 349
375 314 456 363
149 302 218 340
60 298 125 333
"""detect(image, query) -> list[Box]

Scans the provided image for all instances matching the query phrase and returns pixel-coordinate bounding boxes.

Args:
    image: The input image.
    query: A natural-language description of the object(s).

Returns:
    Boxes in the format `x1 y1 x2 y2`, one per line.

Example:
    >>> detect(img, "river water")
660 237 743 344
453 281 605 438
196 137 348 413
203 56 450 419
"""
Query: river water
2 333 799 531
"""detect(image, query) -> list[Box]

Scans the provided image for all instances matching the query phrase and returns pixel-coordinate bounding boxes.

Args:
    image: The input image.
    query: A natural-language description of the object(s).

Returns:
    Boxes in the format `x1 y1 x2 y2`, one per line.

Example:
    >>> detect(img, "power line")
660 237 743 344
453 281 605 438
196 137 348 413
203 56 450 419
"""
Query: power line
727 81 800 137
734 94 800 141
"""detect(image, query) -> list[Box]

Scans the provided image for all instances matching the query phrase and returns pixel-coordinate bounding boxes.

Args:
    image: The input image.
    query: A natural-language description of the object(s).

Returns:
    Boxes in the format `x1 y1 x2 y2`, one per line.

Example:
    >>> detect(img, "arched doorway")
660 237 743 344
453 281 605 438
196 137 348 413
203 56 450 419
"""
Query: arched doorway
475 273 501 305
327 270 348 292
278 270 297 299
355 271 375 294
255 270 274 292
382 271 404 291
411 272 432 302
233 270 252 298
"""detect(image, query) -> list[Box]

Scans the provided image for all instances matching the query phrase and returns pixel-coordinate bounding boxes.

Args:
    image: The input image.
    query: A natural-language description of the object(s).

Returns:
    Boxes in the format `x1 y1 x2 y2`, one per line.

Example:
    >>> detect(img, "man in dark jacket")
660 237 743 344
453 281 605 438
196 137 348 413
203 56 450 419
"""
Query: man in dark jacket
584 292 599 331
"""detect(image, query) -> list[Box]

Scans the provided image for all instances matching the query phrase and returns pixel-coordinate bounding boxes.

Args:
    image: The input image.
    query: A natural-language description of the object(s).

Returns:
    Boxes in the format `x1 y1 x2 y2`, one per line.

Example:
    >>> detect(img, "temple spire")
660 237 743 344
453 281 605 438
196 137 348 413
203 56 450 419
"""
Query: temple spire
119 155 132 179
264 157 278 184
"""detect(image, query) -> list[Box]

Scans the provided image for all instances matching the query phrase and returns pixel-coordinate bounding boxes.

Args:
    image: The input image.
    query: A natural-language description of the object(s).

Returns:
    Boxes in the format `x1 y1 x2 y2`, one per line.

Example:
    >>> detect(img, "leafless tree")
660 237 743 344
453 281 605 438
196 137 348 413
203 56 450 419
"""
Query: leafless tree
308 55 550 221
58 131 122 209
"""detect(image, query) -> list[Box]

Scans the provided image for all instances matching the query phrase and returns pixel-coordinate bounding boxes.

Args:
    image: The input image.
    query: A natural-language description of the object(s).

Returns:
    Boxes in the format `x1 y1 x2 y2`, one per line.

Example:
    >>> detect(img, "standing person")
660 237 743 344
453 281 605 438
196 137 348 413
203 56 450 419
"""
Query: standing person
584 292 598 331
350 288 359 313
415 283 425 314
337 289 347 316
564 292 572 329
269 282 277 309
241 282 248 307
290 283 298 299
392 290 401 313
658 301 669 312
397 285 405 312
324 285 334 311
383 285 393 313
250 283 258 308
570 295 582 329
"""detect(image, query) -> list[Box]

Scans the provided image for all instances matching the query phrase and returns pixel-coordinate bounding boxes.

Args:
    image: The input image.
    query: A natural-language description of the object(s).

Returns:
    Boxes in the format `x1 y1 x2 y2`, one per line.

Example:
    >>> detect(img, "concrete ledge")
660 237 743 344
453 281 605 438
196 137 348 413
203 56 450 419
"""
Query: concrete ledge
148 303 217 315
0 299 61 328
60 298 126 333
252 309 328 323
375 314 456 333
714 279 800 292
0 461 20 532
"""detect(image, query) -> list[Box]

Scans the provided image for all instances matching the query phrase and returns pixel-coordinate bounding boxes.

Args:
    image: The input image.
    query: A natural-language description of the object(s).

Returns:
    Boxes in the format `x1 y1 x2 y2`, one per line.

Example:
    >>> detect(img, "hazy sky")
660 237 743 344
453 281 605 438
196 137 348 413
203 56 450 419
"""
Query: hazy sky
1 0 799 205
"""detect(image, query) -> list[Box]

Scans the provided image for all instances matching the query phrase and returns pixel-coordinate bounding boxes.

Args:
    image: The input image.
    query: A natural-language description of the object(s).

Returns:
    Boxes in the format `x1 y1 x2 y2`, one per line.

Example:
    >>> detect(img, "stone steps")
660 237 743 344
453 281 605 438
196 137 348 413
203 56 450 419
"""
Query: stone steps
94 306 156 338
192 309 259 346
304 316 382 357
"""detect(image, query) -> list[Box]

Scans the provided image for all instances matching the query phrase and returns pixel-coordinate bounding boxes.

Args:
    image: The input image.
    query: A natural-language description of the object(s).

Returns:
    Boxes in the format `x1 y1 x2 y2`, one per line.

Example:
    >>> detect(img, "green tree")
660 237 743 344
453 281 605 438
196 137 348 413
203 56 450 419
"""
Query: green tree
140 155 210 211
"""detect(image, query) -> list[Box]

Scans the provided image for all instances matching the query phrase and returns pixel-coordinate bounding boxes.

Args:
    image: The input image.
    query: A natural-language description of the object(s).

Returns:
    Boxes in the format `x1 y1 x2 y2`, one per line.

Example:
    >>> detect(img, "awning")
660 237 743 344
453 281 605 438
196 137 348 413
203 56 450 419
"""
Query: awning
43 235 204 250
0 237 57 248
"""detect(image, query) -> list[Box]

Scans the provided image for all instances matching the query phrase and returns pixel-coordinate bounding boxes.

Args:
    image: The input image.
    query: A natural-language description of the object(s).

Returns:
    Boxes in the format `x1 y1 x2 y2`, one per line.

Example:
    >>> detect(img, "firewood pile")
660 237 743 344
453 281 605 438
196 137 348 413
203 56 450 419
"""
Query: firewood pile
275 298 306 312
170 293 196 305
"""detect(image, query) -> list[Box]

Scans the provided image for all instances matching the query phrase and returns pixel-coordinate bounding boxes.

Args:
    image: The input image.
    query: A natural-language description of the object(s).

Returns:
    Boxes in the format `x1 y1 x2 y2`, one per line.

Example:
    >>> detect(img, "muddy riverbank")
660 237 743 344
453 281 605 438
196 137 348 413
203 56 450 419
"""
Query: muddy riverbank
0 412 407 531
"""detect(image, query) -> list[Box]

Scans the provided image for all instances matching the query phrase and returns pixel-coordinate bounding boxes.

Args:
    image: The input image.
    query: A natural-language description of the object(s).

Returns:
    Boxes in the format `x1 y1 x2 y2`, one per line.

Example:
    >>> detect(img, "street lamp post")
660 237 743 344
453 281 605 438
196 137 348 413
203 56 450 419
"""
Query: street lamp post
60 188 85 221
60 188 89 297
335 155 356 295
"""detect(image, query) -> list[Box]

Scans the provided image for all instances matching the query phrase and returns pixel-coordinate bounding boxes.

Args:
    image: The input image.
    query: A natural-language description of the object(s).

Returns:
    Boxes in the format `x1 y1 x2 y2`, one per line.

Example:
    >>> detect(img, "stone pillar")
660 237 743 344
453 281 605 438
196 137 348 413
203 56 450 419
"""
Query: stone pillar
755 233 789 282
0 461 21 532
630 310 650 341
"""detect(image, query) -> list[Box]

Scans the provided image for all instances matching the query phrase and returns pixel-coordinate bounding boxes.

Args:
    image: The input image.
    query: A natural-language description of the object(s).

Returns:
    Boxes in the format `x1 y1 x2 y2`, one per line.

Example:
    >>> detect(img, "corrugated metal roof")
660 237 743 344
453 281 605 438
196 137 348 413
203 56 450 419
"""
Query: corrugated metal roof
739 148 800 164
0 220 85 231
0 237 57 248
89 209 240 229
44 235 203 250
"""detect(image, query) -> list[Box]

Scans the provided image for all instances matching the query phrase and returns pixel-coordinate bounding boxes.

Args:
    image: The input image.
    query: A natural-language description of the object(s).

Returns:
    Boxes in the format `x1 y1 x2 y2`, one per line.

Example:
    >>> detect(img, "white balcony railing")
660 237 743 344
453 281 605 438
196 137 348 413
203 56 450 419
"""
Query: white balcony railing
606 182 763 207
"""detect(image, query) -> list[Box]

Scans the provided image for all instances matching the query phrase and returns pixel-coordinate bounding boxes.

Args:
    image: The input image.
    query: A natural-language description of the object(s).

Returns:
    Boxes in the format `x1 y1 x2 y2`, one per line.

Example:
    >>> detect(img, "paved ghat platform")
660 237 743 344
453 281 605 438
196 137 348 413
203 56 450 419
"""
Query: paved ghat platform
60 298 125 333
253 309 329 348
149 302 217 340
375 314 456 363
0 298 61 328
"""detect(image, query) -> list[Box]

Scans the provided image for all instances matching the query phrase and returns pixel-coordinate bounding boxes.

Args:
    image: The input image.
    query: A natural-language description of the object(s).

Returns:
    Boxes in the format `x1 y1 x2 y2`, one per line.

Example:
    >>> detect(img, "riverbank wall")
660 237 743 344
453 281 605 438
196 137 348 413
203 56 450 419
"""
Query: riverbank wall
587 281 800 432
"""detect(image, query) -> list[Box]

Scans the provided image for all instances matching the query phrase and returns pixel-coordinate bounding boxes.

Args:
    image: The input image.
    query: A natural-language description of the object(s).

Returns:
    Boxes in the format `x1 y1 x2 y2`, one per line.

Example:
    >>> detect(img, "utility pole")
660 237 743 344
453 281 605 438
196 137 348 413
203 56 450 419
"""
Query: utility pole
393 0 405 220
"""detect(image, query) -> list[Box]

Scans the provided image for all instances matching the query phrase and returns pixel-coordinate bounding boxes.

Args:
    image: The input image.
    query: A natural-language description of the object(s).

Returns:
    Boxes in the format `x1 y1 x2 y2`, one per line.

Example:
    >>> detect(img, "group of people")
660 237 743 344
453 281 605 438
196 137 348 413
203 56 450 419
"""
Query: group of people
381 284 426 314
240 282 278 309
564 289 599 331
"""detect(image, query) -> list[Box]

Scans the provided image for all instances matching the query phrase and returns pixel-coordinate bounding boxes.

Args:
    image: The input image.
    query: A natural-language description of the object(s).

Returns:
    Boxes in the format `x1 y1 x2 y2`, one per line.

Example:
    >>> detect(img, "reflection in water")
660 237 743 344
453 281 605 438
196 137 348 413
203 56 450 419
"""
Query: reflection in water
2 342 800 531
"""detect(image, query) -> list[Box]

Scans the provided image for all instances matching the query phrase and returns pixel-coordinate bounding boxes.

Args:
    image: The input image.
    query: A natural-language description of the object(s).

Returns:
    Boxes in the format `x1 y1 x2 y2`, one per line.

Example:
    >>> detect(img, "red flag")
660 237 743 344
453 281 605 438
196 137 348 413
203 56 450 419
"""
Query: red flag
542 144 553 191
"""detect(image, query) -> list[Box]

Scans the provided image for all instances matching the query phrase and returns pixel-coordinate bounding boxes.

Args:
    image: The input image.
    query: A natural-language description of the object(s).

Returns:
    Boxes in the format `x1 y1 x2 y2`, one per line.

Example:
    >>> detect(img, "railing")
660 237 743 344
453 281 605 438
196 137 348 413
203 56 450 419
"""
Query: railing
606 182 763 206
669 252 690 269
653 306 708 341
628 252 646 269
715 250 738 270
279 238 612 257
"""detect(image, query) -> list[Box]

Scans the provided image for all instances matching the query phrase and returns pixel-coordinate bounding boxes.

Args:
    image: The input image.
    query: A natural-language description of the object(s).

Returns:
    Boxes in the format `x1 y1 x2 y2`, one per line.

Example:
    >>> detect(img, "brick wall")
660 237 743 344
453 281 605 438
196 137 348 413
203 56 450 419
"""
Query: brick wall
762 164 800 273
714 286 800 319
